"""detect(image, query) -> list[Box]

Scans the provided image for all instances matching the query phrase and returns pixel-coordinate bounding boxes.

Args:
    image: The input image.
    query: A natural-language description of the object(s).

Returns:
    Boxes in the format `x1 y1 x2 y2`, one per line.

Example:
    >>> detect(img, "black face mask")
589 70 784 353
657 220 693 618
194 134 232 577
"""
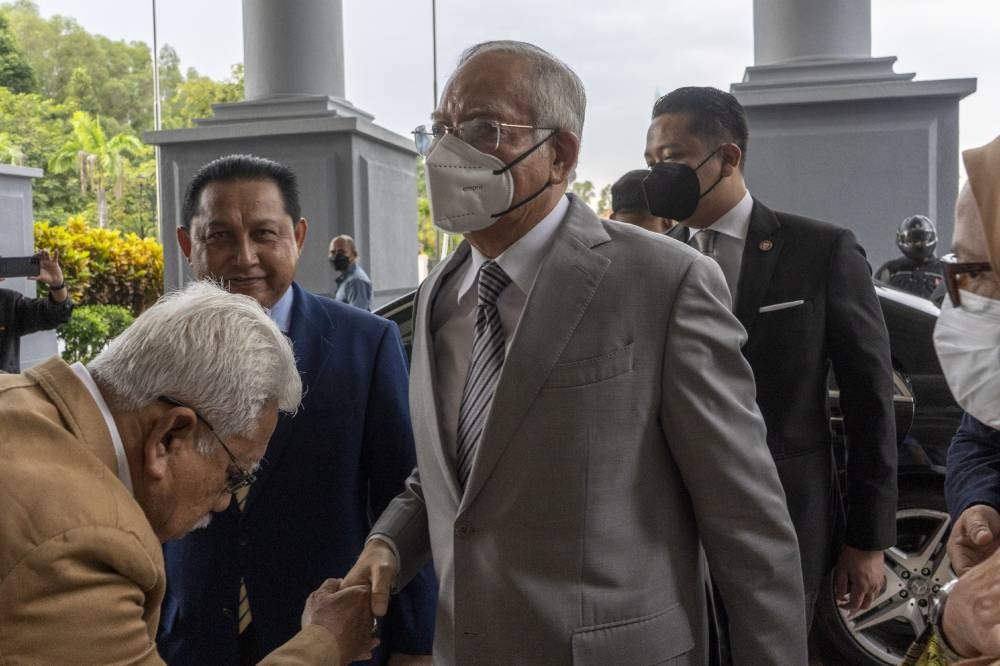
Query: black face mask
641 146 724 222
330 254 350 271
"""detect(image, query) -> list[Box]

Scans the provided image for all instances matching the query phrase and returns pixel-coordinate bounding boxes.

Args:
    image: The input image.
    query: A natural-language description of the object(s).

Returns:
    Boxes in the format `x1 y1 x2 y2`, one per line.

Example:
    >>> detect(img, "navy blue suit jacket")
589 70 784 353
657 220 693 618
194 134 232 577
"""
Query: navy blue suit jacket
946 412 1000 520
158 283 435 664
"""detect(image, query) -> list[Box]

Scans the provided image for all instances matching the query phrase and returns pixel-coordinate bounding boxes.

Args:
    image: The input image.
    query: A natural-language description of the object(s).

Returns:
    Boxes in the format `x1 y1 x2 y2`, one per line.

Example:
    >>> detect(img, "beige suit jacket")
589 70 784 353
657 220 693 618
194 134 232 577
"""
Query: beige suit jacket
0 358 341 665
374 196 807 665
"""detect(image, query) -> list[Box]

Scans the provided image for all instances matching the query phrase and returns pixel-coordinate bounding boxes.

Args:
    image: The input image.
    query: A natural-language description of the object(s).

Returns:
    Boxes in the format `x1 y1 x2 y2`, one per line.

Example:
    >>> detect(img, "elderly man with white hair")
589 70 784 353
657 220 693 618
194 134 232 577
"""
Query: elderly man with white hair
0 281 377 664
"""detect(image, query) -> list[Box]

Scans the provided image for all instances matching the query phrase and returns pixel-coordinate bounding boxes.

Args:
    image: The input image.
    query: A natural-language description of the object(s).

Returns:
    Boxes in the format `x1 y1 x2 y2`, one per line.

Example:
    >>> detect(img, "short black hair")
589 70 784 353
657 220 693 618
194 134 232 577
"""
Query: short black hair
611 170 651 214
180 154 302 229
651 87 748 165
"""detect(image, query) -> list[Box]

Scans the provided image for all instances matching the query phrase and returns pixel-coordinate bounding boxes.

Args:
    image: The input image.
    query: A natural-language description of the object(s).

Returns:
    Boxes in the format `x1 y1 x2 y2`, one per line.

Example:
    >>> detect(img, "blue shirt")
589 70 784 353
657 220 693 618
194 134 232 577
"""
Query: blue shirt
335 263 372 311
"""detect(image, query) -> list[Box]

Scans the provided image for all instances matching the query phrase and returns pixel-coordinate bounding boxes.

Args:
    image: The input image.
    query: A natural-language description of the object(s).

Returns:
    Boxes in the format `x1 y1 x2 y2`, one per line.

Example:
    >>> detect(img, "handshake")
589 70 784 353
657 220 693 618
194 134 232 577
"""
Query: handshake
301 539 402 663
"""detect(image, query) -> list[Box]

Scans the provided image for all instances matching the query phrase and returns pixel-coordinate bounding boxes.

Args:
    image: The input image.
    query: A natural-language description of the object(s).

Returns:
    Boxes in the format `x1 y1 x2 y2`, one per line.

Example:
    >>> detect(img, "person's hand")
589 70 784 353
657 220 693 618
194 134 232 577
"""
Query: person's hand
301 578 379 663
387 654 433 666
941 546 1000 658
834 545 886 617
32 250 64 288
342 539 399 617
948 505 1000 576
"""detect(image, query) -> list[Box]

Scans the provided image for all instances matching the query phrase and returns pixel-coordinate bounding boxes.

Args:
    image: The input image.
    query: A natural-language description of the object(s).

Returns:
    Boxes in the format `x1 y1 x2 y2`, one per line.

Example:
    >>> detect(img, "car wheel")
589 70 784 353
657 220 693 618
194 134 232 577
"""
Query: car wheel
813 485 954 665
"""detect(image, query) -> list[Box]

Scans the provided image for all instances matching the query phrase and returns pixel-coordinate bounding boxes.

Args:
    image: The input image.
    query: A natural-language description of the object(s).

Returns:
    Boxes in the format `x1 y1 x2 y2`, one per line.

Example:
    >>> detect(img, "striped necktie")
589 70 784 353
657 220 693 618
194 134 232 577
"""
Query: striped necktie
690 229 719 259
236 485 252 634
456 261 512 490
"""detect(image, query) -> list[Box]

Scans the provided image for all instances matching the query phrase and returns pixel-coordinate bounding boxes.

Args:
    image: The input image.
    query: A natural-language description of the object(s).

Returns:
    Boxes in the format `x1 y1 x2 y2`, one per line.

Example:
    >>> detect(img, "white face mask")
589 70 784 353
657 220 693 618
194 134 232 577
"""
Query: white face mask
933 290 1000 429
425 132 554 234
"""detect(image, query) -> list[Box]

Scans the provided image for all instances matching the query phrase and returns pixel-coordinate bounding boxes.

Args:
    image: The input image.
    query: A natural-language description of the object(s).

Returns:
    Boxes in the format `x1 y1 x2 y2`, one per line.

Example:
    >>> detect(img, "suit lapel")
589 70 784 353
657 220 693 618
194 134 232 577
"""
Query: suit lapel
734 200 783 335
460 196 611 511
416 244 471 507
242 283 329 514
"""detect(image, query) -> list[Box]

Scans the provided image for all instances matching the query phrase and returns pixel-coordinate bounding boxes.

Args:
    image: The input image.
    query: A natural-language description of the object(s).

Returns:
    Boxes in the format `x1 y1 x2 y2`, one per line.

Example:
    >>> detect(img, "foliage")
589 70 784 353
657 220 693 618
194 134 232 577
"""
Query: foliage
3 0 156 131
33 216 163 315
415 158 461 264
0 86 85 219
571 179 612 217
596 183 612 217
57 303 133 364
162 64 243 129
48 110 147 227
0 12 32 92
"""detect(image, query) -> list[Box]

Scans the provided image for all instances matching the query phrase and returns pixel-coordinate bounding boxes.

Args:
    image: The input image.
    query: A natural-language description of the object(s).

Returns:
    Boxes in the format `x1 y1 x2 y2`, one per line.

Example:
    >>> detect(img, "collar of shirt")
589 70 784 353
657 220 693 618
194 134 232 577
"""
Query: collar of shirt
454 193 570 306
336 262 357 285
268 285 295 334
70 362 134 496
691 189 753 242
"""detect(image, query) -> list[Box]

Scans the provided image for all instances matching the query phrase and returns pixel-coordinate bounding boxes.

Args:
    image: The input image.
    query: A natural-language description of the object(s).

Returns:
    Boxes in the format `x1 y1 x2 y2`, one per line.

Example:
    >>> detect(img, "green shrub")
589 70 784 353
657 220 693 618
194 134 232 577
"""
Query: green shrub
58 304 134 364
34 216 164 316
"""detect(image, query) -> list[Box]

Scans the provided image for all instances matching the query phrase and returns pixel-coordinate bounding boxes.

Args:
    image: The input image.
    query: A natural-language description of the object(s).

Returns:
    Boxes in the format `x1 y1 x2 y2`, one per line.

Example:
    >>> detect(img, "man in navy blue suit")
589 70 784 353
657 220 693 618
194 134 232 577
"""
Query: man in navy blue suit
158 155 435 665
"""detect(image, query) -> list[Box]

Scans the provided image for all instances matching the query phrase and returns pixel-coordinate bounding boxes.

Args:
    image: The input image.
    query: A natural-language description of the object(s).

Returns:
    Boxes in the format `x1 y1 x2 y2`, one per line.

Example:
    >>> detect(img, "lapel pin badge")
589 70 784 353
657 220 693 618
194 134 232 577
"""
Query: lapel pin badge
759 240 774 251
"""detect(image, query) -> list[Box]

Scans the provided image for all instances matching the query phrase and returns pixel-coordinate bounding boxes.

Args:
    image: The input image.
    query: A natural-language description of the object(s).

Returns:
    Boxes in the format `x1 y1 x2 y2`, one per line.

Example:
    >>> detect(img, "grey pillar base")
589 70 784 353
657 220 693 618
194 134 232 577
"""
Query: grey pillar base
731 60 976 271
197 94 374 126
145 111 419 309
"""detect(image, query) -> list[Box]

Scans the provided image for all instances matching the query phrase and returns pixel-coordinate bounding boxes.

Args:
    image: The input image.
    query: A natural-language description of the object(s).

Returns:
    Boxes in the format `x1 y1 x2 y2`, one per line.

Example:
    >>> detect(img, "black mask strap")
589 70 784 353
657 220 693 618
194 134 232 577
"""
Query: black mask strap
492 130 559 175
491 181 552 219
695 146 725 199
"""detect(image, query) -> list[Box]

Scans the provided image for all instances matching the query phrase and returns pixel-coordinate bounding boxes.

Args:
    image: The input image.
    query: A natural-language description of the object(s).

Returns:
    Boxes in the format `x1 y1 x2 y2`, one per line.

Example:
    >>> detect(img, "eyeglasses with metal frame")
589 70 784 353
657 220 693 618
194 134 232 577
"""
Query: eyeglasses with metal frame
941 253 994 307
158 395 257 495
411 118 559 157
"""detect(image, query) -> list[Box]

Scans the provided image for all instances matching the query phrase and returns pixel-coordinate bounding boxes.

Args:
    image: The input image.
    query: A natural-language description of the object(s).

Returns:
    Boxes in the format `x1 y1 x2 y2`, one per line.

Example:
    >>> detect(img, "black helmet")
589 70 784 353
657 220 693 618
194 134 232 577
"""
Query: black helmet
897 215 937 261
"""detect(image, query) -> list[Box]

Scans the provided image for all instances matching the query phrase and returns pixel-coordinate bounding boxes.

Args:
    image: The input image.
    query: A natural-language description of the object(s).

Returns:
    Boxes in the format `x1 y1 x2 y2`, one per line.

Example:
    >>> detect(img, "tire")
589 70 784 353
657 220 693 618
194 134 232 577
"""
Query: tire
812 483 954 665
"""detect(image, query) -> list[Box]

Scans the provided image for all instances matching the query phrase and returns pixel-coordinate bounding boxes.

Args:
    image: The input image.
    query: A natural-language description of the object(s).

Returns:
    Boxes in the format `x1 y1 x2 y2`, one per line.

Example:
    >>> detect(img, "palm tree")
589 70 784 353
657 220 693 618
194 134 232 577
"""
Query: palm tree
49 111 144 228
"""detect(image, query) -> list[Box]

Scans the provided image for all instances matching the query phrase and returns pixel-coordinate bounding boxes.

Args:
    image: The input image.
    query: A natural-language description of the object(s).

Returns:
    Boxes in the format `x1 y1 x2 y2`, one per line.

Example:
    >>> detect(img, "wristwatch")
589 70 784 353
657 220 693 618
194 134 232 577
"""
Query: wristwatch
929 578 964 661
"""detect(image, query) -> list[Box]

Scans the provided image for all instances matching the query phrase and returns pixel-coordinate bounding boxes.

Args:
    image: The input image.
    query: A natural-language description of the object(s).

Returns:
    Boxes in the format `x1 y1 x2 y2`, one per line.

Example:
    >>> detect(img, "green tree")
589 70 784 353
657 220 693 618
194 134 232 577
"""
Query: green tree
0 86 84 219
49 110 145 228
161 63 243 128
0 12 32 92
596 183 612 217
571 179 596 209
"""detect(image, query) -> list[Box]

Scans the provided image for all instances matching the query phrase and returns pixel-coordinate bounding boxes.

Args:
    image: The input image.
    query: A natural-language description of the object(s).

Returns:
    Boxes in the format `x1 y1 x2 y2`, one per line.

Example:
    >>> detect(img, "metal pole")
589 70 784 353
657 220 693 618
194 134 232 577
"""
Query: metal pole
151 0 163 242
431 0 438 106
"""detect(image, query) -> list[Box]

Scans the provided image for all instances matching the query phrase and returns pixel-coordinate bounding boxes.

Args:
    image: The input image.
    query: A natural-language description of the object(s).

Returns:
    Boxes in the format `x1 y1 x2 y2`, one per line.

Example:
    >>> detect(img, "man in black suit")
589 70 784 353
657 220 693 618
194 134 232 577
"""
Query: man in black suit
644 87 897 625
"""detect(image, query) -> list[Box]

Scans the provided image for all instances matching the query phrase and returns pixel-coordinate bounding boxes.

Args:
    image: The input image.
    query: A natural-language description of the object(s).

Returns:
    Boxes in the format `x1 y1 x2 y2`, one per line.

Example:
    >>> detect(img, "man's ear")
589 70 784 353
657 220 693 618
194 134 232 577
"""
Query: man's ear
549 131 581 186
720 143 743 176
294 218 309 254
143 407 199 482
177 226 193 261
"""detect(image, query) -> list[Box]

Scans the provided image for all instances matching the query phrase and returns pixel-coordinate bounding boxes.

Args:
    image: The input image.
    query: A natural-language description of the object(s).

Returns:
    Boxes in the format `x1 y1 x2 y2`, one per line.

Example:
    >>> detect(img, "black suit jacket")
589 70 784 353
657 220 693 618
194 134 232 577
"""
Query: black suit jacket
676 201 897 601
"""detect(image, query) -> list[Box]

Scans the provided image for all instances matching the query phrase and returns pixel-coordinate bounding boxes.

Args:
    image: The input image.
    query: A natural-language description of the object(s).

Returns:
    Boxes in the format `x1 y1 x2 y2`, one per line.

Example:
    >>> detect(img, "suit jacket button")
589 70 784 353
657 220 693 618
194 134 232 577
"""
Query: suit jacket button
239 532 251 546
222 607 234 618
455 524 472 538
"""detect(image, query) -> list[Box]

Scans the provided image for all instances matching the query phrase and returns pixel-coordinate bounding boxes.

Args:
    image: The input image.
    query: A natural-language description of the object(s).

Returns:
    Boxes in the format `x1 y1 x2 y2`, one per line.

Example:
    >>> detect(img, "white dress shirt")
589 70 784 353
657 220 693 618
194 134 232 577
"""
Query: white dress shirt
70 362 134 495
688 190 753 304
268 285 294 334
431 194 570 465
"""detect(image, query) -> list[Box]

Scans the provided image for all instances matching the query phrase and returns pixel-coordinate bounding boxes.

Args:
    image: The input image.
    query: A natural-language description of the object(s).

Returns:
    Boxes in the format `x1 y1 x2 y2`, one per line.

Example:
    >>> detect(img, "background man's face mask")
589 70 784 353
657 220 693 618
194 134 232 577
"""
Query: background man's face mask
933 290 1000 429
641 146 723 222
425 132 554 234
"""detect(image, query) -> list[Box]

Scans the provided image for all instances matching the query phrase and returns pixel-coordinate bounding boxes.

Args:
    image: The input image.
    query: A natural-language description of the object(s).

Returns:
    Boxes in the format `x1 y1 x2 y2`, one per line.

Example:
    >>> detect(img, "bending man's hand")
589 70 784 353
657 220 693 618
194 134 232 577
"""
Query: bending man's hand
941 546 1000 658
834 545 886 617
301 578 379 663
343 538 400 617
947 504 1000 576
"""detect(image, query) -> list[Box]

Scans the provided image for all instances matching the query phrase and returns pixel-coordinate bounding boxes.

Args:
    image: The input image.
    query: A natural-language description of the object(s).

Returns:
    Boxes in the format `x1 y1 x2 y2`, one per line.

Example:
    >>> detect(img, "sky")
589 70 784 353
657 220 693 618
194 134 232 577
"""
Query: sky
28 0 999 190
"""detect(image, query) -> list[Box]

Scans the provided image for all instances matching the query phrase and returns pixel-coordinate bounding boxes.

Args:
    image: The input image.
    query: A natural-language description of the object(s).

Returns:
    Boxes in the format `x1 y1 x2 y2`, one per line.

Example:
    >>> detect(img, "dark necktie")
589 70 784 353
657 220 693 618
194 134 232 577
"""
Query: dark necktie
456 261 512 490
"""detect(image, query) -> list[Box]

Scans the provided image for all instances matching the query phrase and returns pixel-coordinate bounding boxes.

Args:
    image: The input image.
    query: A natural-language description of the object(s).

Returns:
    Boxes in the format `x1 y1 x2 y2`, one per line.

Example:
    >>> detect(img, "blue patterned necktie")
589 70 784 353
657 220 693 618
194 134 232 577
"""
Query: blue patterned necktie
456 260 512 490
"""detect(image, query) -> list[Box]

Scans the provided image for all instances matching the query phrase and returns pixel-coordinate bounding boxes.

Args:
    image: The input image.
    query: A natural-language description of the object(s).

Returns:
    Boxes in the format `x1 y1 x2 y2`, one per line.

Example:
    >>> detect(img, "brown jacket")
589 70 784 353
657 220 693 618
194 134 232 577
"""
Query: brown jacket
0 358 340 665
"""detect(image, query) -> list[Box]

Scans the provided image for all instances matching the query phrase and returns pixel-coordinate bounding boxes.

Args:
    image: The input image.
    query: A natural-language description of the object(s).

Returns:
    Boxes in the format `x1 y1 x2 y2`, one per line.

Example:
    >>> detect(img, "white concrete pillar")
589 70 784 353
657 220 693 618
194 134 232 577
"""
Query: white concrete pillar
243 0 346 99
753 0 871 65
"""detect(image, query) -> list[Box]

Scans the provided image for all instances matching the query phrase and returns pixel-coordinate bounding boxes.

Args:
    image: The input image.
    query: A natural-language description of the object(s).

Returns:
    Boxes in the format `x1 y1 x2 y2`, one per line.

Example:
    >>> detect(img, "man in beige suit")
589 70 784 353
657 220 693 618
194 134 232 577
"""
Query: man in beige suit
0 282 376 664
345 41 807 664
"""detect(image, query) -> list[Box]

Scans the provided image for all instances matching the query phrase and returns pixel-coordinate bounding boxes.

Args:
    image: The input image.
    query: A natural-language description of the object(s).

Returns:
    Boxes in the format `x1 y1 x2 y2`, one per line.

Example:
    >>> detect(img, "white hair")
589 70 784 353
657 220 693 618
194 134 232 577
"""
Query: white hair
88 281 301 453
458 40 587 141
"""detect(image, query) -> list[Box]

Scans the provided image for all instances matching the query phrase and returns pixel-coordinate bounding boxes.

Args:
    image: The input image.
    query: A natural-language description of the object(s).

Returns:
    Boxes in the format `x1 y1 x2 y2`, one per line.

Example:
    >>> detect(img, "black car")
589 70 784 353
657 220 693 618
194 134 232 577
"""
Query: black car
377 282 962 666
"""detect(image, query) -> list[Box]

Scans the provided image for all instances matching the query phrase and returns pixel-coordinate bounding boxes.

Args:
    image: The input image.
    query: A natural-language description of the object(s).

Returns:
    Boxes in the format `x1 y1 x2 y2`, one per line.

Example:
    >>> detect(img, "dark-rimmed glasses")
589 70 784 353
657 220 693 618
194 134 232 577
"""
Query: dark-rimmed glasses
158 395 256 495
412 118 559 157
941 253 994 307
